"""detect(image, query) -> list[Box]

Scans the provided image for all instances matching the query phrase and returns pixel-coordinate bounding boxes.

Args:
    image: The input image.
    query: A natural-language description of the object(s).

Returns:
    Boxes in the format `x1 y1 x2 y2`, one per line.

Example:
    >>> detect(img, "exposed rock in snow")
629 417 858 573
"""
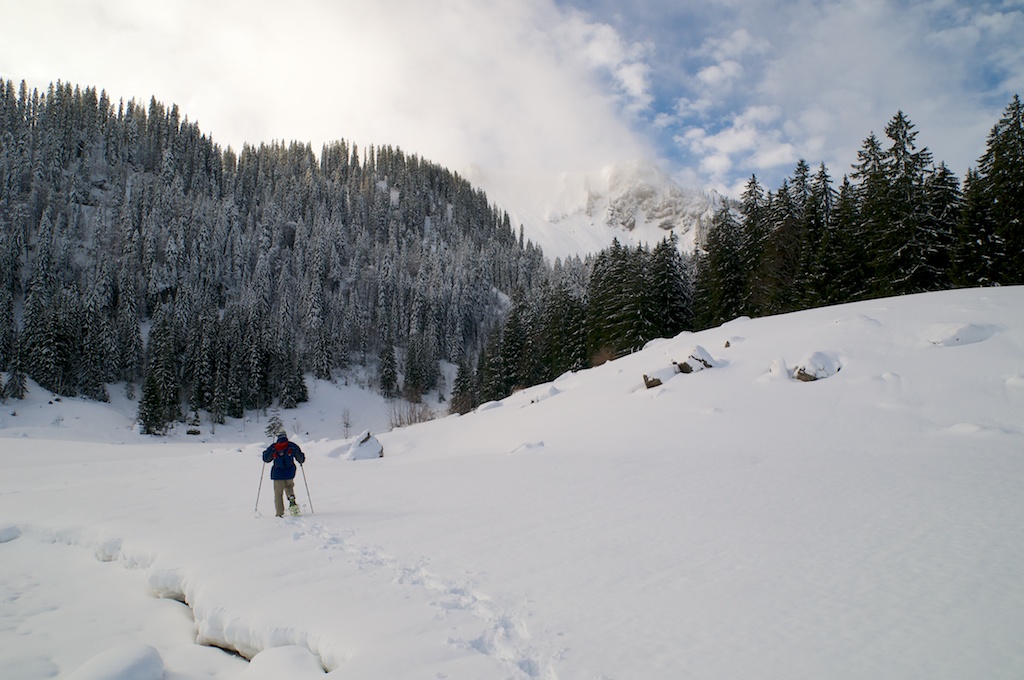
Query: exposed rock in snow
674 345 719 374
642 345 720 388
642 373 665 389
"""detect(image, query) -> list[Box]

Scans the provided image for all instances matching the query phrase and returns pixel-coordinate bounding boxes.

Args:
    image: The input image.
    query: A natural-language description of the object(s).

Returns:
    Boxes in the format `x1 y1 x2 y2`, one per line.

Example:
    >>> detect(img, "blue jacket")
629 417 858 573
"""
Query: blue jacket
263 437 305 480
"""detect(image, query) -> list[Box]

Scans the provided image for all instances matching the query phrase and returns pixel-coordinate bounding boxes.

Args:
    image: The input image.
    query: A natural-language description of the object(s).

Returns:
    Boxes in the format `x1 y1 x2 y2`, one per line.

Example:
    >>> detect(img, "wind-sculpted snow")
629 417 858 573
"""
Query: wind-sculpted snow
243 646 325 680
926 322 1001 346
1 287 1023 679
0 524 20 543
64 644 163 680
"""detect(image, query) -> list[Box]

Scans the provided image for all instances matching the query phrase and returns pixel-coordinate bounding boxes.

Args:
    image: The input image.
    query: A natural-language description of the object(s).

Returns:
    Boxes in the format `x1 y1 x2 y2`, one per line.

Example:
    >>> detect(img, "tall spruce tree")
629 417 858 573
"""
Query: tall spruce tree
449 356 477 415
695 206 745 328
738 175 770 316
850 132 889 293
378 340 398 399
761 180 804 315
649 234 693 338
478 326 507 403
952 168 998 286
975 95 1024 284
876 111 938 295
537 281 587 380
138 306 181 434
827 177 868 303
798 163 838 308
498 293 531 394
3 331 27 401
917 162 960 290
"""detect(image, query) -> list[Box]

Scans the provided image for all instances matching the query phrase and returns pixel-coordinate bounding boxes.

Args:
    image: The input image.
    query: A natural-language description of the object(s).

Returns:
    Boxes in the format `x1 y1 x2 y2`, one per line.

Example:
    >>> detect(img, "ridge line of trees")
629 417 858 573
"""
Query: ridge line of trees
691 100 1022 329
450 97 1023 412
1 79 1021 431
0 79 548 432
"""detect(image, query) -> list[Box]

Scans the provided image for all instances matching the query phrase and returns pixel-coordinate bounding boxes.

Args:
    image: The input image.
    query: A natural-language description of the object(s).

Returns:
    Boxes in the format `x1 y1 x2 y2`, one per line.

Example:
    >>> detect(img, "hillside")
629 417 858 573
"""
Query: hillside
1 287 1022 679
0 80 553 419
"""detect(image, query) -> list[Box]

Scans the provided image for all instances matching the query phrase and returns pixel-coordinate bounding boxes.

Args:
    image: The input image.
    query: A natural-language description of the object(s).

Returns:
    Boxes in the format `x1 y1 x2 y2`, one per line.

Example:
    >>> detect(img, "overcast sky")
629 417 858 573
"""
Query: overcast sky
2 0 1021 196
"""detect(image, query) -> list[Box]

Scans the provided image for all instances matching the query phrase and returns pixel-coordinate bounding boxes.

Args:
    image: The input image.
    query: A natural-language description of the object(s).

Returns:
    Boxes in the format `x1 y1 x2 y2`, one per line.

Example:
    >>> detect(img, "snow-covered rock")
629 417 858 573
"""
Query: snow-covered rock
792 351 843 381
674 345 719 373
345 430 384 460
642 345 720 388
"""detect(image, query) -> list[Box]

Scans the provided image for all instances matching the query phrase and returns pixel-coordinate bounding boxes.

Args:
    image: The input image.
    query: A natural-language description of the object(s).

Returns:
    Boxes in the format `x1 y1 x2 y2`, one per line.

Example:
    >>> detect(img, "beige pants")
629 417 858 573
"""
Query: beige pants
273 479 296 517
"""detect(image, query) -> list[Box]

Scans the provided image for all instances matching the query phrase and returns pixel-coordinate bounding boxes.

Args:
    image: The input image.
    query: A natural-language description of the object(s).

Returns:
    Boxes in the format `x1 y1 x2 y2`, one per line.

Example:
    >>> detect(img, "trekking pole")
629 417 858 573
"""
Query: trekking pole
255 461 266 512
299 463 314 514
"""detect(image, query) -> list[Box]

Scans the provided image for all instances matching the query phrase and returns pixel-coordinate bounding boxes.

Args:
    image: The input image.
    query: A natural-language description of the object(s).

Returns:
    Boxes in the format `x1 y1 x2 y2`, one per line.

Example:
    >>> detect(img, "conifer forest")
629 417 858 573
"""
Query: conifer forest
0 80 1021 432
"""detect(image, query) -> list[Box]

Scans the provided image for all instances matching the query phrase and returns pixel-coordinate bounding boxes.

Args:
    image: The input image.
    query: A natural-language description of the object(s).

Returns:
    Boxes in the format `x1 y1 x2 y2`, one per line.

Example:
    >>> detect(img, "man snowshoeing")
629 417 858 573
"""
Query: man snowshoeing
262 430 306 517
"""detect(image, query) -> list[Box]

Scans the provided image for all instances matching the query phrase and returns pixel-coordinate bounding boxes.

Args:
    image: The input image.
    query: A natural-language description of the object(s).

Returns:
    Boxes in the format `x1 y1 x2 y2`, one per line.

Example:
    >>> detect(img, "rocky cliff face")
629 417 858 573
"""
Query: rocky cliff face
595 161 721 244
469 160 724 260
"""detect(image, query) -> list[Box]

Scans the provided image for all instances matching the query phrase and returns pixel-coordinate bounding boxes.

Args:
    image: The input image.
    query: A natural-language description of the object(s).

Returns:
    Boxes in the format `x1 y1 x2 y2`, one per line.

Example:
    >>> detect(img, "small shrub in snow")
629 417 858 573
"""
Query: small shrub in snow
387 400 434 429
264 410 284 438
591 347 617 367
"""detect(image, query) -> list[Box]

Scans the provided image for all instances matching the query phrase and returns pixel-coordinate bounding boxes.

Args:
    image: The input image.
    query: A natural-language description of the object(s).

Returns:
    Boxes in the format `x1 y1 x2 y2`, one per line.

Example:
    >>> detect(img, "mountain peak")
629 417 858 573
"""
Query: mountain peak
468 160 724 261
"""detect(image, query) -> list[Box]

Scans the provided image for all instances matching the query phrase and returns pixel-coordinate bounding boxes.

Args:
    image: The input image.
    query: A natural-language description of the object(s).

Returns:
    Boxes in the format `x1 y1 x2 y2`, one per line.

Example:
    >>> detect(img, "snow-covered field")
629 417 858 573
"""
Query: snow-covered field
2 287 1023 679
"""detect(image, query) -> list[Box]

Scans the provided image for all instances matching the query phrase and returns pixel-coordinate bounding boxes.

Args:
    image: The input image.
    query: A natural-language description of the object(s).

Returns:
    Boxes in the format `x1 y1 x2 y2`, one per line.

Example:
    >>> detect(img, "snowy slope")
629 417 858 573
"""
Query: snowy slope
467 160 722 260
2 287 1023 679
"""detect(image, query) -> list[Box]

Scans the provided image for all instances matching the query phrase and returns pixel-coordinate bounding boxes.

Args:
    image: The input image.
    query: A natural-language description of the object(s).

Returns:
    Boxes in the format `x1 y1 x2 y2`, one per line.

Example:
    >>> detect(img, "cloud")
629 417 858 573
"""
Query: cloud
657 0 1022 194
678 104 796 192
1 0 1018 201
0 0 653 177
696 61 743 88
697 28 769 62
555 9 655 116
